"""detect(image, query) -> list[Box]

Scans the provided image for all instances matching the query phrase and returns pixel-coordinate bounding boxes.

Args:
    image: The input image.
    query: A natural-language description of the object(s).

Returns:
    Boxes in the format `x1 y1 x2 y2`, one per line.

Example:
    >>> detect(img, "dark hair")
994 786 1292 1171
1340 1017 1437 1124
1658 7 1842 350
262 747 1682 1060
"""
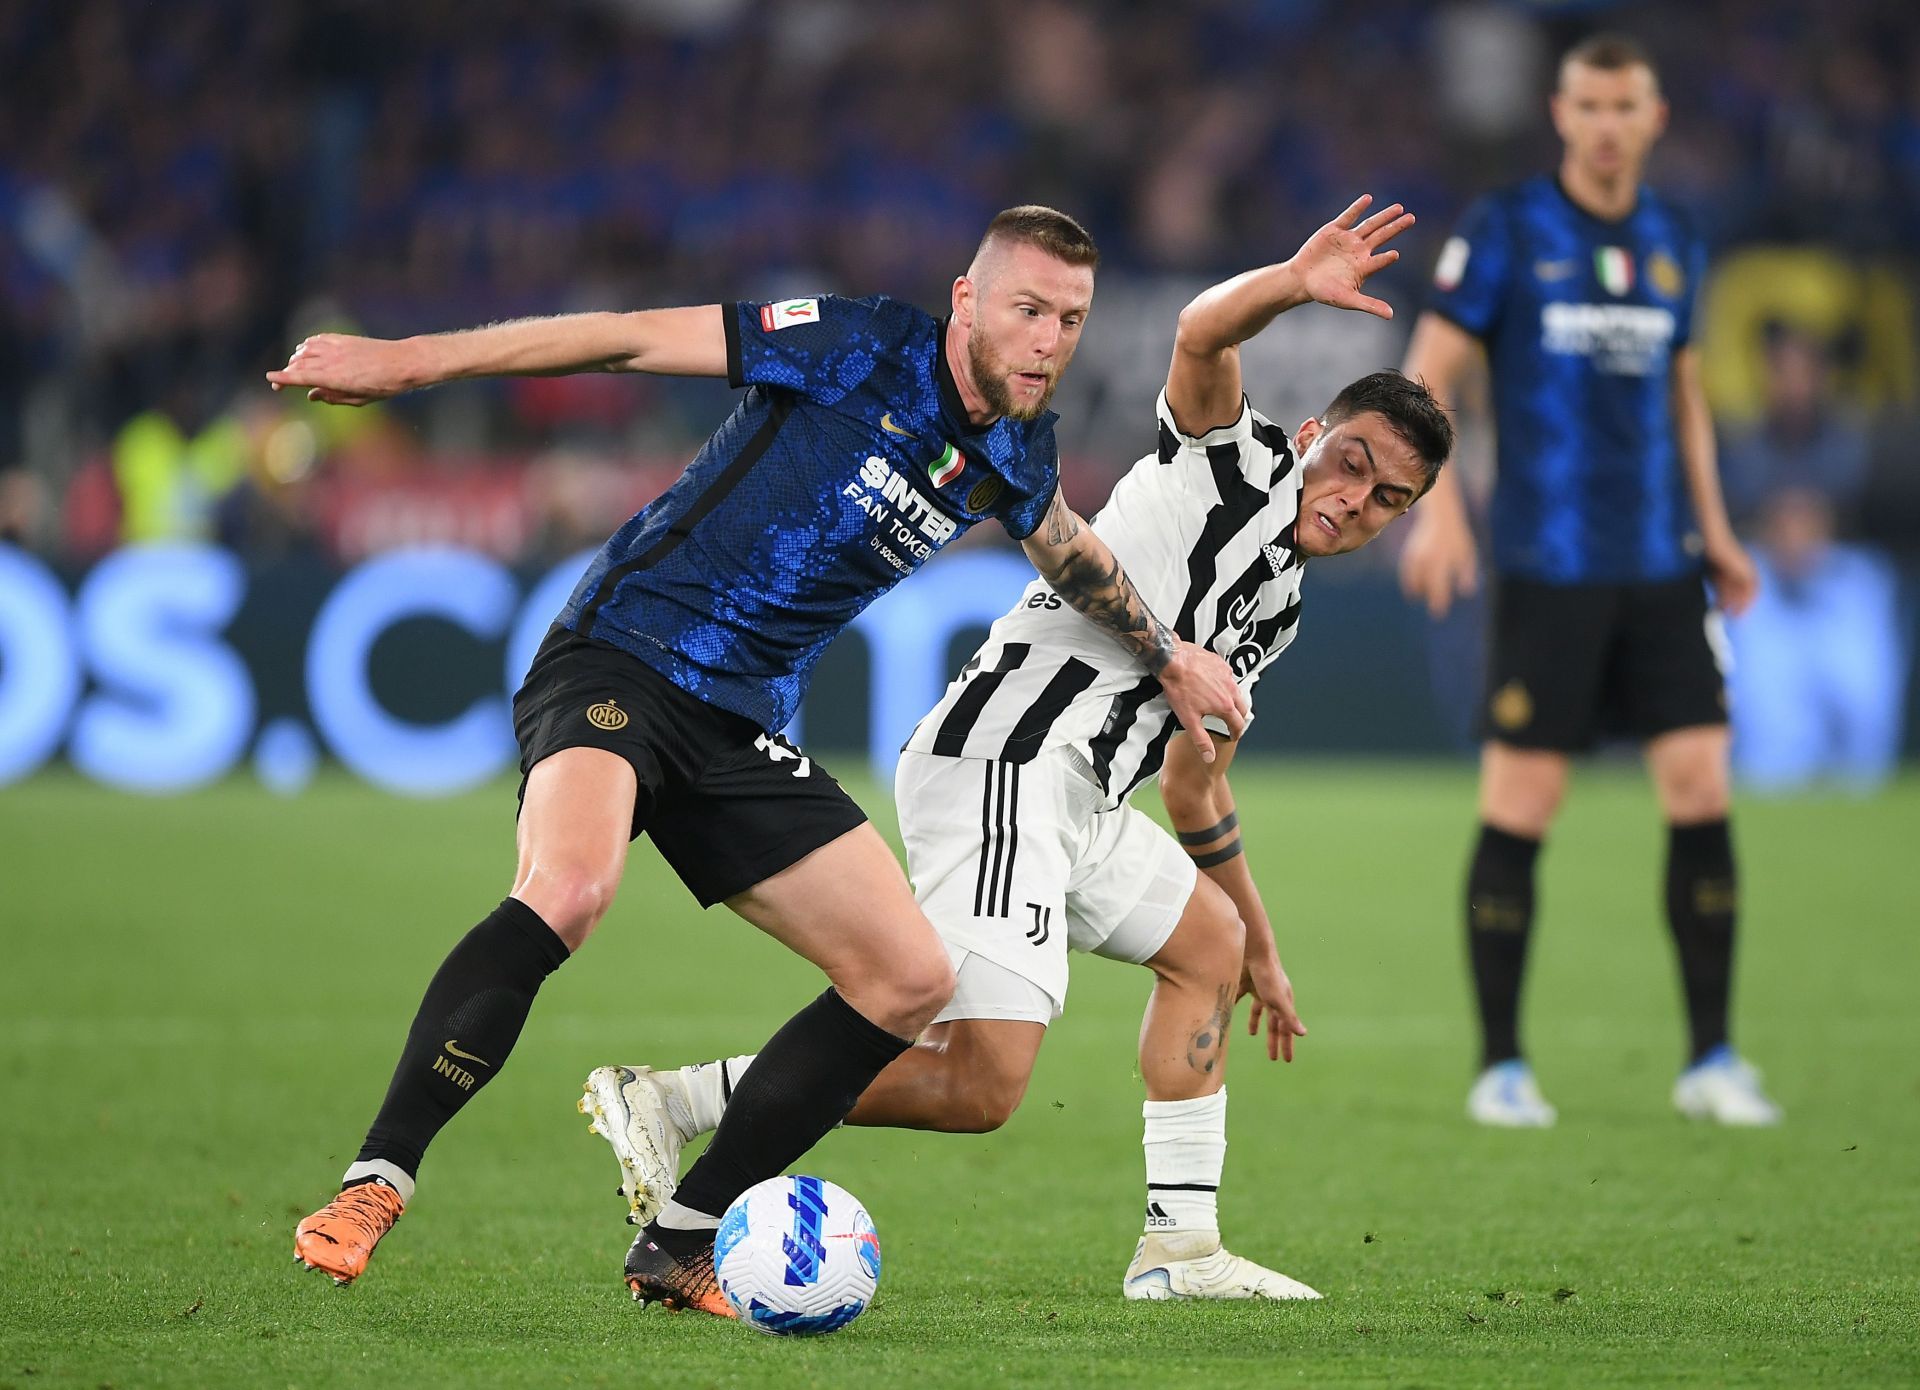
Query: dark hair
1322 370 1453 498
976 205 1100 272
1559 32 1659 88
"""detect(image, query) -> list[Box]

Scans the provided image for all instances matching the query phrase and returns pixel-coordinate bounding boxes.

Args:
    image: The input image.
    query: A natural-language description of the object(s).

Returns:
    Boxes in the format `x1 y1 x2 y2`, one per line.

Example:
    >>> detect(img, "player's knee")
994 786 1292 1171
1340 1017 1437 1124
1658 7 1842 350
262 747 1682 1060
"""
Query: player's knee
1657 765 1730 822
847 939 953 1034
948 1069 1026 1133
1161 880 1245 989
514 862 618 947
892 947 957 1029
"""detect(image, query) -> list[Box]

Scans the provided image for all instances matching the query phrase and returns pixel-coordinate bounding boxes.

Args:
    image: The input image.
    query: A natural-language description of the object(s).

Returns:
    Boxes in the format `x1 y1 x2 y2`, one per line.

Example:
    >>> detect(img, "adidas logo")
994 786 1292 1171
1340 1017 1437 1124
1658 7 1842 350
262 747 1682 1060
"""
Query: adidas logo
1145 1201 1177 1228
1263 542 1291 578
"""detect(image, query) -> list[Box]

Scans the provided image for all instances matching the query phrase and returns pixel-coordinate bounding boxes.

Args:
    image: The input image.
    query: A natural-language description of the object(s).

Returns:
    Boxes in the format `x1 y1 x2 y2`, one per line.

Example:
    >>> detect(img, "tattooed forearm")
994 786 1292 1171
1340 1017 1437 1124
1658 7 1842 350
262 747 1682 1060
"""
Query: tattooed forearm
1043 490 1081 546
1186 983 1234 1075
1039 544 1179 673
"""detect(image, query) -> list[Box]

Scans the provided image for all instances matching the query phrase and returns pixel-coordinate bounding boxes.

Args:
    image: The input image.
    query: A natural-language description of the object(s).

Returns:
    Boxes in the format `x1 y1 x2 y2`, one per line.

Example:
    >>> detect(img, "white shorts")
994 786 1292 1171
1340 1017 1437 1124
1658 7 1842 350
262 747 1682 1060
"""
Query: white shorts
895 747 1197 1025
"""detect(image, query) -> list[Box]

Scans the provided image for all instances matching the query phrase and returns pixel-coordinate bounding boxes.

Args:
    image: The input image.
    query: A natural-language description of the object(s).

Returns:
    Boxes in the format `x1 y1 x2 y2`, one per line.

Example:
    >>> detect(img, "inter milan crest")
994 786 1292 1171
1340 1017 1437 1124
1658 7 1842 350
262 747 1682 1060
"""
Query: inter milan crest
1647 251 1685 299
967 476 1004 512
1490 680 1533 732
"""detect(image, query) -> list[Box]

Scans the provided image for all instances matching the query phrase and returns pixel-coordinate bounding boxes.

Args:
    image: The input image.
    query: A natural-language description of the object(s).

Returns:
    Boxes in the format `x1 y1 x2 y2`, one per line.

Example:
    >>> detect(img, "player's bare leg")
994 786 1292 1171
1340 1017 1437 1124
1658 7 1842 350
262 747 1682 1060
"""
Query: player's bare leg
623 824 952 1313
1462 741 1568 1128
1123 876 1320 1301
1646 726 1779 1124
297 748 633 1285
842 1018 1045 1131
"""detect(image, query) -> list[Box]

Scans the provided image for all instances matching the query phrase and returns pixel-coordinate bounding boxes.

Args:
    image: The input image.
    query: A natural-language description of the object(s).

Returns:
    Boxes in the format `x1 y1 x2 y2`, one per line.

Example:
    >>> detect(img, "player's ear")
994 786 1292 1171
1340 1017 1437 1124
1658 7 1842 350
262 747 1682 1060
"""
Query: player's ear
952 275 974 325
1292 417 1323 456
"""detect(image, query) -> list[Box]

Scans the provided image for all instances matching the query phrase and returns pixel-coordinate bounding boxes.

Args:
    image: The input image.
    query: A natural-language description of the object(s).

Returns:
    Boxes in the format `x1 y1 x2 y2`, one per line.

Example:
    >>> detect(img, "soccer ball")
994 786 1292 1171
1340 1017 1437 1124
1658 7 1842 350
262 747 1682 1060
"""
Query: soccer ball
714 1175 881 1335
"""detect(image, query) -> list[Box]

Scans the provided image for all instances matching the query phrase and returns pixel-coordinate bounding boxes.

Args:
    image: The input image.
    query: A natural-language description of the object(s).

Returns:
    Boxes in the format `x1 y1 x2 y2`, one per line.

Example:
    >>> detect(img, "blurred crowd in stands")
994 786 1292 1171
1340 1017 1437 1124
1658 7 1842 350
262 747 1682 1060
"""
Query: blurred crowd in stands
1 0 1916 780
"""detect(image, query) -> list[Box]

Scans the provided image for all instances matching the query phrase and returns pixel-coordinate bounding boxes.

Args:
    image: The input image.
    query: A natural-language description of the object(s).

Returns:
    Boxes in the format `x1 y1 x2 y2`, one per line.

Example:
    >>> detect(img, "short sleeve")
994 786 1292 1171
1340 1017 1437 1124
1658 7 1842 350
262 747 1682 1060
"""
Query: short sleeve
1672 226 1709 349
994 425 1059 541
1425 195 1511 340
725 294 896 405
1154 388 1254 463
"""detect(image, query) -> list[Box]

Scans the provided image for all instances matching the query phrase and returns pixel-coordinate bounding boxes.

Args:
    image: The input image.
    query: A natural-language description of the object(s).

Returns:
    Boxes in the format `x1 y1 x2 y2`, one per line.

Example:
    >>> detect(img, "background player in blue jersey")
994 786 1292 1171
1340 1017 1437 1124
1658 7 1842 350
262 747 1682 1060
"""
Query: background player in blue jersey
267 206 1250 1310
1397 35 1780 1128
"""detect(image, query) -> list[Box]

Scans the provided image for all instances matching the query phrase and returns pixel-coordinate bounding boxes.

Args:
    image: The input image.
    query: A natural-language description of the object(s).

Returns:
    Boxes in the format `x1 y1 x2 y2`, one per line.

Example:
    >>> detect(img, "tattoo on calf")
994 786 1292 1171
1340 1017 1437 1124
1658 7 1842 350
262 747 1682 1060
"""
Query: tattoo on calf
1186 984 1234 1076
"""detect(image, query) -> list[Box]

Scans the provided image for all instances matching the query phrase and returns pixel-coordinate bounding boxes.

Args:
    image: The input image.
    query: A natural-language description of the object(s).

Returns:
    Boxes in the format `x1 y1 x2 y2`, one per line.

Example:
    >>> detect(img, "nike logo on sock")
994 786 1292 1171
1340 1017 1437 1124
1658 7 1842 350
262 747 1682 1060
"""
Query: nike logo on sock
444 1040 492 1067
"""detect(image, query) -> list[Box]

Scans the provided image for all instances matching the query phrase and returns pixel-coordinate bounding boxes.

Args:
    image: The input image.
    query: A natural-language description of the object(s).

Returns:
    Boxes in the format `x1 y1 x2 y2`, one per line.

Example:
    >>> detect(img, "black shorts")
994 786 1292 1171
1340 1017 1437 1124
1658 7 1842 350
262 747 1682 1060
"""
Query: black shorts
512 626 868 907
1480 574 1729 752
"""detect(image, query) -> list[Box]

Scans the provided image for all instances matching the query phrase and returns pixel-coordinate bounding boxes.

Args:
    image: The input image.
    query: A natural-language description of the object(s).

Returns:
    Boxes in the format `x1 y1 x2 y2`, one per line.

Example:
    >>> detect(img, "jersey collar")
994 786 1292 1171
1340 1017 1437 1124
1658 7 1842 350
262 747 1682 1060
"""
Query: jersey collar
1552 173 1644 228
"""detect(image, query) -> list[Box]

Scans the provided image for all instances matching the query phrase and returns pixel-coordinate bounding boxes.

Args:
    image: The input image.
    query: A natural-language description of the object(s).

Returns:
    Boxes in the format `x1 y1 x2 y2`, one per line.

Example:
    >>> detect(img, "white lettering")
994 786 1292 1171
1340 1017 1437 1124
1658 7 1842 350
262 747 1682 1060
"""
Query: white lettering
1539 302 1676 375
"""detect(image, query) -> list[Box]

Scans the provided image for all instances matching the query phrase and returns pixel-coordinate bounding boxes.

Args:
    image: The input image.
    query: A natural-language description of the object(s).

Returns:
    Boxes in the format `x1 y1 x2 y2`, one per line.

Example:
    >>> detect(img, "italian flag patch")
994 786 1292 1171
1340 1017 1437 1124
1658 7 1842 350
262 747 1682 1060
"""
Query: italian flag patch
927 443 964 488
1594 247 1634 297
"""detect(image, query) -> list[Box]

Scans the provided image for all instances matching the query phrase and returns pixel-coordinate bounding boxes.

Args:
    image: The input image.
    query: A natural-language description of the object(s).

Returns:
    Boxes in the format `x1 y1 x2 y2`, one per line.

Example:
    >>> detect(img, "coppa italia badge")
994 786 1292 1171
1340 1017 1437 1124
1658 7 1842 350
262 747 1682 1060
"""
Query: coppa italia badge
761 299 820 331
587 698 629 730
927 443 965 488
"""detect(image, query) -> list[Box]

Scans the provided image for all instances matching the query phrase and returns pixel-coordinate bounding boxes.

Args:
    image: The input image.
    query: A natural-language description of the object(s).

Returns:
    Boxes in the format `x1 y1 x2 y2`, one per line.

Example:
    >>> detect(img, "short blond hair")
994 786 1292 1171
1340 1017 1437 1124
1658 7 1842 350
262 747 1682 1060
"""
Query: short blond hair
974 205 1100 272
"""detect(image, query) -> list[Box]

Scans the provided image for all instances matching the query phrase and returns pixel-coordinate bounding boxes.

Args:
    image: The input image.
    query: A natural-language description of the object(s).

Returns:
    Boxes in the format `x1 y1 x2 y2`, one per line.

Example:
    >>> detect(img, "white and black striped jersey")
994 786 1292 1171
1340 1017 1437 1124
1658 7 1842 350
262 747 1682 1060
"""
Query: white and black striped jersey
904 389 1307 809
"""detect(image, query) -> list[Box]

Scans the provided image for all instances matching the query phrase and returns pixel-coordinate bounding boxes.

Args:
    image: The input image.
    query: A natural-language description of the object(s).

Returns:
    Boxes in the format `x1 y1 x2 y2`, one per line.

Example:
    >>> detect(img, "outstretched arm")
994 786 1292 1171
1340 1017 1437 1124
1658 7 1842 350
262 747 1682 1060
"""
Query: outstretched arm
1167 194 1415 434
266 306 729 406
1020 489 1248 763
1158 734 1305 1062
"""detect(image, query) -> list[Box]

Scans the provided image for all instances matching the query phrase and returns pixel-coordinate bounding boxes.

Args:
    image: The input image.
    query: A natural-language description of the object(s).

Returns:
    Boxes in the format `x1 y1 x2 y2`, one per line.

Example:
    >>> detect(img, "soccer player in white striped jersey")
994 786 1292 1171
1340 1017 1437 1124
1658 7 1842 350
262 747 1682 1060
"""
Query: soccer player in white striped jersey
582 197 1453 1300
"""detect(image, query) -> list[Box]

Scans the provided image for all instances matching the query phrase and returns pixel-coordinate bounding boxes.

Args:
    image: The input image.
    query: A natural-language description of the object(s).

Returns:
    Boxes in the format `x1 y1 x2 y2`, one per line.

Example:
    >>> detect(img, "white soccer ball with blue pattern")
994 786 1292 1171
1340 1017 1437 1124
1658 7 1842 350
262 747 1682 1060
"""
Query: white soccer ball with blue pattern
714 1175 881 1335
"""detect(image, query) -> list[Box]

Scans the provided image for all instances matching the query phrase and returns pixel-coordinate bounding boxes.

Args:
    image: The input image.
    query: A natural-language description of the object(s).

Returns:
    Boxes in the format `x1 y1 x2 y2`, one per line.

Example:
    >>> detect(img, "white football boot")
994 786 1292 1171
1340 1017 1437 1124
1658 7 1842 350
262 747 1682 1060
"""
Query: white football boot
1124 1233 1322 1301
1467 1058 1558 1128
578 1065 697 1225
1673 1045 1783 1126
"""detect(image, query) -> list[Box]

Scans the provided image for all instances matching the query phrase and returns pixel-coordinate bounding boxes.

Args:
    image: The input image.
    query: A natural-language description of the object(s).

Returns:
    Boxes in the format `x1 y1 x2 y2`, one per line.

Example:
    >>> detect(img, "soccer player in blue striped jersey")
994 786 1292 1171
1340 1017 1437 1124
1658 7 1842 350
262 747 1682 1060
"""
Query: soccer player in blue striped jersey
1398 34 1780 1127
268 206 1250 1307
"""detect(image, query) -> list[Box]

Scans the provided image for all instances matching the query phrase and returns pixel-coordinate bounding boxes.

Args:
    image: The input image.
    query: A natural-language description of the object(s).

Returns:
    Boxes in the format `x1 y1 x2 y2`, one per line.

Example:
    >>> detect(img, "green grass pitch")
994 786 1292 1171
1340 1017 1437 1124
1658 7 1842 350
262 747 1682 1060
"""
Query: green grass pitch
2 762 1916 1388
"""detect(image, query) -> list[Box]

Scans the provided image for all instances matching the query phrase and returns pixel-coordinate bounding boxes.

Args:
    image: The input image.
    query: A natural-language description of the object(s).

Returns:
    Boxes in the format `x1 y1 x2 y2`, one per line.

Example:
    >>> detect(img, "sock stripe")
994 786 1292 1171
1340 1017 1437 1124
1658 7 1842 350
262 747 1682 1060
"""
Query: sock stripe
1147 1181 1219 1193
719 1061 734 1104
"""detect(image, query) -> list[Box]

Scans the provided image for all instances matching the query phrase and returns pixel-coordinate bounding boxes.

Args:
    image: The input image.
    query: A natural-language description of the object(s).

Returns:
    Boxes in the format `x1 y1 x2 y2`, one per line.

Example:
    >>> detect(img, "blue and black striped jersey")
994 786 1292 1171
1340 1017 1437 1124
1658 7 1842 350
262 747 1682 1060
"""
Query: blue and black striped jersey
1428 175 1708 584
561 294 1059 732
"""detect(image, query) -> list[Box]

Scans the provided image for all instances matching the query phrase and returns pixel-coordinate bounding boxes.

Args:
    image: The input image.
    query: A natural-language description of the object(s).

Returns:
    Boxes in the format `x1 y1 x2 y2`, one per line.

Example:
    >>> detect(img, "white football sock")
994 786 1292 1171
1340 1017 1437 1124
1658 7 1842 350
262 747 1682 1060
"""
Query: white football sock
340 1158 415 1204
656 1196 721 1231
1142 1089 1226 1247
677 1055 756 1136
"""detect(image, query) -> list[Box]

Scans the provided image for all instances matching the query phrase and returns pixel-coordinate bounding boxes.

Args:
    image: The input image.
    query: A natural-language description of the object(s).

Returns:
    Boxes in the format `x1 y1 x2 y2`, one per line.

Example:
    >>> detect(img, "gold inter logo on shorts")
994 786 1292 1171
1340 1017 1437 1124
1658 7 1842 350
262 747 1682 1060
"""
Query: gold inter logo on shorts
967 477 1004 513
586 698 628 731
1490 680 1533 732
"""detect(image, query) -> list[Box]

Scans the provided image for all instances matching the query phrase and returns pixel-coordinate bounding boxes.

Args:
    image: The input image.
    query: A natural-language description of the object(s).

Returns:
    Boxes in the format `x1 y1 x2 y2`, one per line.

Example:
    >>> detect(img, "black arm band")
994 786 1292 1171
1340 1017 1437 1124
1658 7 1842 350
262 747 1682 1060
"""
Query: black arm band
1189 839 1244 868
1177 812 1239 847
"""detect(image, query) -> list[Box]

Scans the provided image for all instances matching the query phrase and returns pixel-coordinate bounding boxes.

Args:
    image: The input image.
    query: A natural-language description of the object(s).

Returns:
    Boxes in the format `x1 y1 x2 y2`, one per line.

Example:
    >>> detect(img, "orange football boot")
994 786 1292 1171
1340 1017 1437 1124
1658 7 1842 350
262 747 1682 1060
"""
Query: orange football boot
624 1229 736 1317
294 1180 407 1286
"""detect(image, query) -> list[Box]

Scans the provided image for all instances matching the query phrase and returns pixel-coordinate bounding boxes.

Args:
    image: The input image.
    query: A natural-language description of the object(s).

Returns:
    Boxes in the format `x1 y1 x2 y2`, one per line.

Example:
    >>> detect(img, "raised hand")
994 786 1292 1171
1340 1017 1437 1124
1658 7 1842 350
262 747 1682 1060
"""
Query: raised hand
267 334 424 406
1291 194 1416 320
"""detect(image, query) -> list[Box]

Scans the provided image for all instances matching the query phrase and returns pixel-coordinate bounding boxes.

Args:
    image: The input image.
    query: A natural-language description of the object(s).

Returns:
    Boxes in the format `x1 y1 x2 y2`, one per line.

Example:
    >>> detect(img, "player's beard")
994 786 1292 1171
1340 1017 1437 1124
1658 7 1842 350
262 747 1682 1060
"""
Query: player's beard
968 329 1056 422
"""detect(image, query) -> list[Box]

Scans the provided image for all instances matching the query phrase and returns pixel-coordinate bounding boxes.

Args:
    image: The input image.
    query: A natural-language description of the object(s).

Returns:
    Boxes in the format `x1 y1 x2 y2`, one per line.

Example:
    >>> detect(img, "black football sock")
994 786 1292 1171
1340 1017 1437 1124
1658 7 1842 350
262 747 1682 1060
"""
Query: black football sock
1467 824 1542 1069
1665 818 1737 1065
353 898 571 1178
665 988 910 1223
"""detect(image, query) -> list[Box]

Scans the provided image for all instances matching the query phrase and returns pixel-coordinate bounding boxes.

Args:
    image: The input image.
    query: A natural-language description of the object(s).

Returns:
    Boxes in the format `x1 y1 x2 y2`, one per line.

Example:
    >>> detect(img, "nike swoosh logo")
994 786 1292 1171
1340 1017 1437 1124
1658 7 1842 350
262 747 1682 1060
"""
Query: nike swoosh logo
444 1040 491 1067
880 413 912 437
